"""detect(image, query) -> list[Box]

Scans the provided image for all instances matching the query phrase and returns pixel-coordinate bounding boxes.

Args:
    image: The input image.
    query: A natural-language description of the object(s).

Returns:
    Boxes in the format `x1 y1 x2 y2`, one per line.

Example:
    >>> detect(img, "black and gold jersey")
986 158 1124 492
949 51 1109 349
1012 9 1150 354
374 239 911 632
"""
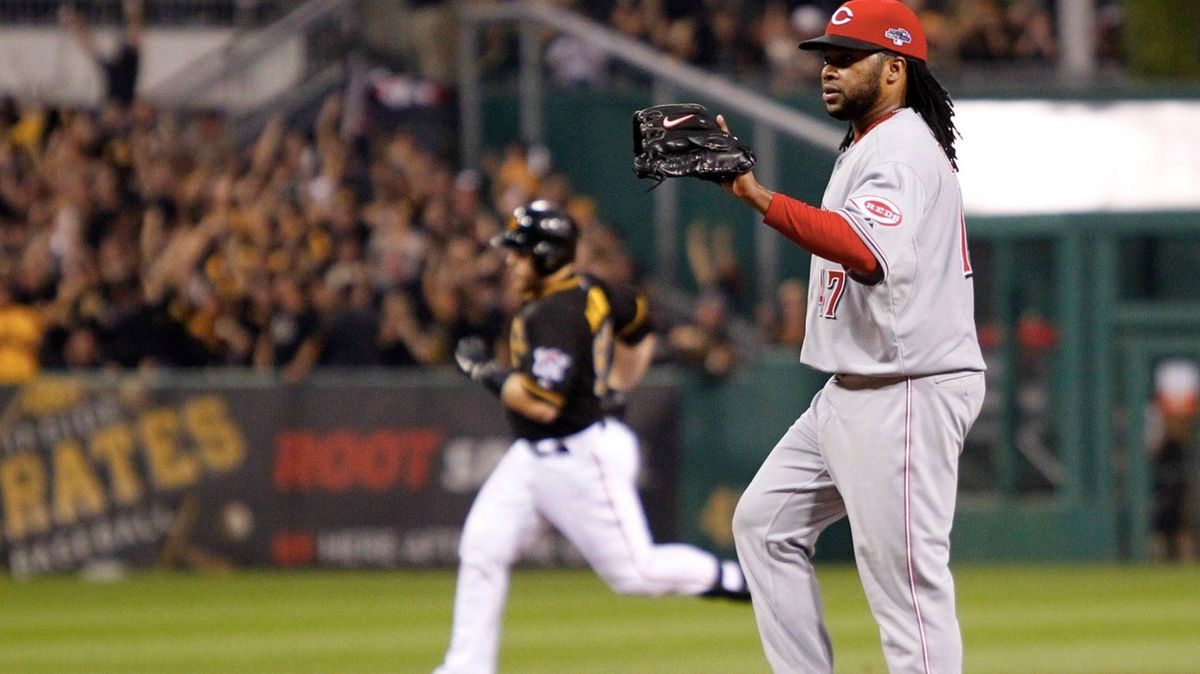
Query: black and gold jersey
505 273 651 441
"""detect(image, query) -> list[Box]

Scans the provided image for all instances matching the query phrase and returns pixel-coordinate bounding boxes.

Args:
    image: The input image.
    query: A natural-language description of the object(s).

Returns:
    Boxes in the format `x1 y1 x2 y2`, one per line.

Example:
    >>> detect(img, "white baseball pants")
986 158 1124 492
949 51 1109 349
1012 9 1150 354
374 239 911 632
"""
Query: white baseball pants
435 419 721 674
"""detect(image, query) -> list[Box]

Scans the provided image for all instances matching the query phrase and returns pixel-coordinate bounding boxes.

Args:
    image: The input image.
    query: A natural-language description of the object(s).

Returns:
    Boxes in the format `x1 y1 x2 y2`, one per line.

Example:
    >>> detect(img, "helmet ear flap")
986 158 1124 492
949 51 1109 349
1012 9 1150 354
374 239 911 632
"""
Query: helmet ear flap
532 241 570 275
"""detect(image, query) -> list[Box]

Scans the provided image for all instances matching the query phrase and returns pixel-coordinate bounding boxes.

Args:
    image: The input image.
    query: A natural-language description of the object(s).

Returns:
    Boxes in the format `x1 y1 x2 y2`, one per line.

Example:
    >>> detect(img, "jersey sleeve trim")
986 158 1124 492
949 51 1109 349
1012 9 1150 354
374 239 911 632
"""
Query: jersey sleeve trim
836 208 892 281
516 373 565 408
585 286 610 333
617 296 648 339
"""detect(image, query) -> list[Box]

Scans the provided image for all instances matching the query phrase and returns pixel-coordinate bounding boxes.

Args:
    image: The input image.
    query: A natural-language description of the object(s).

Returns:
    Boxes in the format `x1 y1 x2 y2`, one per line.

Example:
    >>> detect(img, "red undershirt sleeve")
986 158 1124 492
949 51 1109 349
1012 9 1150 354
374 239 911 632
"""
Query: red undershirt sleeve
762 193 881 277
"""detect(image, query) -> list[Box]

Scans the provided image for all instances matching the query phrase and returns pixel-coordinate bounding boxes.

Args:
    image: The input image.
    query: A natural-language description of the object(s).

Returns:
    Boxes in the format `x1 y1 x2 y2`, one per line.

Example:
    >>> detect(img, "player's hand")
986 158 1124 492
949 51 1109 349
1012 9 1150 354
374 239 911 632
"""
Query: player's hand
455 337 512 396
454 337 489 379
715 115 771 212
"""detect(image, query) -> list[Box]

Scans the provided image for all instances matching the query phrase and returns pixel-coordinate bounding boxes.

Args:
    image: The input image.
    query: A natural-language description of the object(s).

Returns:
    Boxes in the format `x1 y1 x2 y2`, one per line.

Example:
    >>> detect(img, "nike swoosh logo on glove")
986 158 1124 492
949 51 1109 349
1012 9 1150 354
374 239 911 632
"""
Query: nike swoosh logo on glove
662 114 695 128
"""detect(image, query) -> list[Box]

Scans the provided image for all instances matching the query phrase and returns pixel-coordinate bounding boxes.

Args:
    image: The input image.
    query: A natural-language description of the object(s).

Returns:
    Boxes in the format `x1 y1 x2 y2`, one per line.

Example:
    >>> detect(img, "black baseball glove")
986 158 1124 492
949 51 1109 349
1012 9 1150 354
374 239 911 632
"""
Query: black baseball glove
632 103 756 188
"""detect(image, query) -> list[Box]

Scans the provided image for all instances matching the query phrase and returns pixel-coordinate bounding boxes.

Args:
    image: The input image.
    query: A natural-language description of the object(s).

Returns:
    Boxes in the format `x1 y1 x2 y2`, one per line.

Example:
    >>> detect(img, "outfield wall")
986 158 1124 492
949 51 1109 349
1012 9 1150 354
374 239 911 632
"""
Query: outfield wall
6 350 1178 578
0 371 683 577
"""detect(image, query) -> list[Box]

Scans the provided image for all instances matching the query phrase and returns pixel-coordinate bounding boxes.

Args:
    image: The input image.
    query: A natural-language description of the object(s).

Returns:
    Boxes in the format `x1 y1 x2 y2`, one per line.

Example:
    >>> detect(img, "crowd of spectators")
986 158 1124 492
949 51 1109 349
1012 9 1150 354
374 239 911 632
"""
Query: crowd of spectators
0 0 1120 386
0 94 645 383
0 0 823 387
618 0 1119 66
0 87 815 385
501 0 1125 94
0 0 283 27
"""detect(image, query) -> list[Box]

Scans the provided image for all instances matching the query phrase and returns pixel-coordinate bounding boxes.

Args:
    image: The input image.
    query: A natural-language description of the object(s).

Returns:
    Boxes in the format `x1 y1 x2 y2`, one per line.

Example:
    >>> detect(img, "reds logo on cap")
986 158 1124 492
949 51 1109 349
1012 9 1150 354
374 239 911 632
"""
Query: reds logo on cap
798 0 929 62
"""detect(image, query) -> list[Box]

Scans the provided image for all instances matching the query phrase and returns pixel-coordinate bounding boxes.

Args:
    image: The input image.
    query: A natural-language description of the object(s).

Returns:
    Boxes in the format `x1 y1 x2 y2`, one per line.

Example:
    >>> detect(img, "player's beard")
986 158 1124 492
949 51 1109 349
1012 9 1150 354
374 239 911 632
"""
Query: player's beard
826 58 884 122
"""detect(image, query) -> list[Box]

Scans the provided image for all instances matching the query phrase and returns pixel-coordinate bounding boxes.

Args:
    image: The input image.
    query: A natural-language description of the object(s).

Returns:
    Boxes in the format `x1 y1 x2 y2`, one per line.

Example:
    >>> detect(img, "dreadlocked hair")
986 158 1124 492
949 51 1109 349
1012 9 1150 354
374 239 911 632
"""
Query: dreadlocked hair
905 58 959 170
837 56 961 171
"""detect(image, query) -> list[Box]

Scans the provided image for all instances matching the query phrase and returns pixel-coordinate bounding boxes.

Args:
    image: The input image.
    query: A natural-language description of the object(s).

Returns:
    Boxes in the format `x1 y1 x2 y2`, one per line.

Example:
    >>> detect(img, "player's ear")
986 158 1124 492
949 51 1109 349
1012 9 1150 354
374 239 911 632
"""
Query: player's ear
884 54 906 86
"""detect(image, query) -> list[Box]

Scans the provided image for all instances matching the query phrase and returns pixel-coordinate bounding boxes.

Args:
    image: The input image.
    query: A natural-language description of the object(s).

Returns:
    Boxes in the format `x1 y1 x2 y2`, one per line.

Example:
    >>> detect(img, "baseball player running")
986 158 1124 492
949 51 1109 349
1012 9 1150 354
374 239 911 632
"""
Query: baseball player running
715 1 986 672
435 201 750 674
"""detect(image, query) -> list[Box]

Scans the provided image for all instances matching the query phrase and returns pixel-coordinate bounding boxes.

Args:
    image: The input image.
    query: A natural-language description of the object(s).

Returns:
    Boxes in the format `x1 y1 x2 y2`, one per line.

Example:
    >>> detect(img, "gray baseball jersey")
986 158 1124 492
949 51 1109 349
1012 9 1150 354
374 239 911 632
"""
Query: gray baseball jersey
802 108 985 377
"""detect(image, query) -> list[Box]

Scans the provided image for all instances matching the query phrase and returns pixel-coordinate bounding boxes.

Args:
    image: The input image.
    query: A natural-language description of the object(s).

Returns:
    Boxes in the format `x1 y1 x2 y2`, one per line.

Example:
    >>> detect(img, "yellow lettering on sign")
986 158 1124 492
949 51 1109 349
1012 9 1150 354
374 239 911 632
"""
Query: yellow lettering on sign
141 408 198 490
1 453 50 539
90 423 142 505
184 396 246 472
20 379 82 414
52 441 106 524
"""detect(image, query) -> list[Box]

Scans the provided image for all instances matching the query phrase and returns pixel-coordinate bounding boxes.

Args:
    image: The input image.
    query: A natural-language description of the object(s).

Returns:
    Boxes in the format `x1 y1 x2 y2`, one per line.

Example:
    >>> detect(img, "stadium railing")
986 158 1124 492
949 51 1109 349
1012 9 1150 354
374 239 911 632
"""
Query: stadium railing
145 0 354 120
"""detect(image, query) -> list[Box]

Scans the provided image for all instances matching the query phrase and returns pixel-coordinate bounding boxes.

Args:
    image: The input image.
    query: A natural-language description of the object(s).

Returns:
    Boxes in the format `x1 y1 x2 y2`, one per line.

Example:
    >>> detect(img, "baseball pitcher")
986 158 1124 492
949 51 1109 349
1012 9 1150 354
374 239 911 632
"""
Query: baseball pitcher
713 1 986 672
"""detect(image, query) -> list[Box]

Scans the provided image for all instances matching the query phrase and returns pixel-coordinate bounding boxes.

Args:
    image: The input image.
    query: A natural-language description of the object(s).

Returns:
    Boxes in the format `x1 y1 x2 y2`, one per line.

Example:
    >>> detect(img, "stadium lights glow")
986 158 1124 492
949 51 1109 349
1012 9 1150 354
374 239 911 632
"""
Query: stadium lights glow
955 100 1200 216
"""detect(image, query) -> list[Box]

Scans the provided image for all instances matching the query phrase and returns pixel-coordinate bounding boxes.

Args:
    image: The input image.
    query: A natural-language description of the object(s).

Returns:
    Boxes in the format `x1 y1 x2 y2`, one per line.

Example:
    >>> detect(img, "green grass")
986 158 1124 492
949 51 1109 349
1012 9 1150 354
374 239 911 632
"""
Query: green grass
2 564 1199 673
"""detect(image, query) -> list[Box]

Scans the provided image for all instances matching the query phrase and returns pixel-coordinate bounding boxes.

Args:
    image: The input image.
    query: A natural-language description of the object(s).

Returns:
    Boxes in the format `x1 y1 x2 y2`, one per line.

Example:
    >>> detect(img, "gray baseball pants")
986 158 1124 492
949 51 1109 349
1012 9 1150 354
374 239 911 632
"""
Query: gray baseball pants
733 372 985 673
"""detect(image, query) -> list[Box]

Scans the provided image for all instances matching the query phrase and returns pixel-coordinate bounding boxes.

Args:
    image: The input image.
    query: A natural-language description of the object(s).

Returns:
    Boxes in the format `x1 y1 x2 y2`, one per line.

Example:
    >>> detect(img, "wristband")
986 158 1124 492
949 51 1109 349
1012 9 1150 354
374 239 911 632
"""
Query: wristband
476 364 510 397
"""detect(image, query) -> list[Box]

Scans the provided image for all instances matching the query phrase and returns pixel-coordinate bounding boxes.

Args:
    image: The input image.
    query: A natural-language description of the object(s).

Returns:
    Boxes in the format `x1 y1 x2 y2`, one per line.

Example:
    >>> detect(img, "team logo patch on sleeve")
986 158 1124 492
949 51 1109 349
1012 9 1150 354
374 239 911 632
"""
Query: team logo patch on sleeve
532 347 572 385
851 196 903 227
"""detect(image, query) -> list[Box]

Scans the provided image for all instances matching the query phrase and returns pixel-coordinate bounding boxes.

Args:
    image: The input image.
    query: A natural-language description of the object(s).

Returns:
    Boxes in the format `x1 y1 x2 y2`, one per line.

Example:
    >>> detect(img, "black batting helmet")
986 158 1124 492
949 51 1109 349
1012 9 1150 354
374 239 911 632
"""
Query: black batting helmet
492 200 579 276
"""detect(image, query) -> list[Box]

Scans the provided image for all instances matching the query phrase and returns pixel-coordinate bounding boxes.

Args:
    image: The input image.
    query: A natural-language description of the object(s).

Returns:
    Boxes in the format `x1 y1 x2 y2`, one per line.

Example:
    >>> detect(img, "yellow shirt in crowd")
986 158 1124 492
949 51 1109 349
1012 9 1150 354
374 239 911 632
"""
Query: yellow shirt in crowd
0 304 42 383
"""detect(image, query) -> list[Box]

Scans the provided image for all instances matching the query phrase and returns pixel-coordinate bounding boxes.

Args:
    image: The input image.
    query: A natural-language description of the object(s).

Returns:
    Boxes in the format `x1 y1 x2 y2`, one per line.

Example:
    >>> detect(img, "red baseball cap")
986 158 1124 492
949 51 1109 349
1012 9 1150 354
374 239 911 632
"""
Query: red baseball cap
799 0 928 62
